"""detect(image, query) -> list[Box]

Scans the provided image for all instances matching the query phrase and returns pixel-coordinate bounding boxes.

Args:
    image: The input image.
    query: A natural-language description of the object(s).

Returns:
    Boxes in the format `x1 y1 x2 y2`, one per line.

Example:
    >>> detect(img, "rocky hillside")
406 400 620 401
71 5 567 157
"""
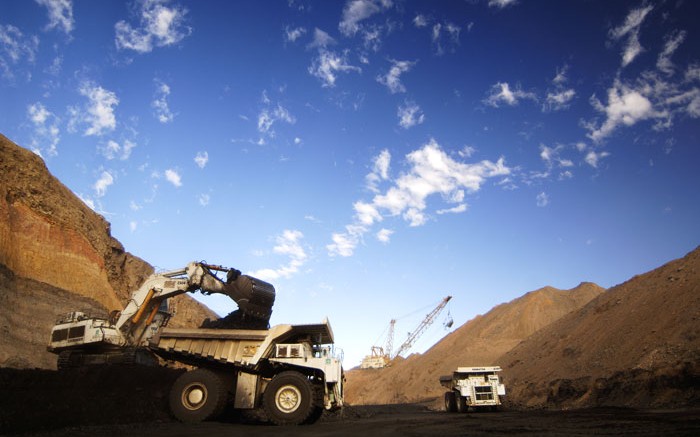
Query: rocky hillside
345 282 604 405
501 246 700 409
0 134 216 369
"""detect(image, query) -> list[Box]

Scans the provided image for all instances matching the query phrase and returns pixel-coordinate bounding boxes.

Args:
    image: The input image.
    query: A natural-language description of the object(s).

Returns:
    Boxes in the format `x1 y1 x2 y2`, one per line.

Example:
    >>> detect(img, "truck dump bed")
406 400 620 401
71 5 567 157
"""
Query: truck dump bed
150 327 270 367
149 320 336 369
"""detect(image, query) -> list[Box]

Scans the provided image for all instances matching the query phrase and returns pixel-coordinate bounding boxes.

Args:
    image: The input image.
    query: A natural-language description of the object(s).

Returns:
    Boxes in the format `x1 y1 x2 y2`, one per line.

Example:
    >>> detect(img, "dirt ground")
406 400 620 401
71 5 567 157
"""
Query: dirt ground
8 404 700 437
1 367 699 437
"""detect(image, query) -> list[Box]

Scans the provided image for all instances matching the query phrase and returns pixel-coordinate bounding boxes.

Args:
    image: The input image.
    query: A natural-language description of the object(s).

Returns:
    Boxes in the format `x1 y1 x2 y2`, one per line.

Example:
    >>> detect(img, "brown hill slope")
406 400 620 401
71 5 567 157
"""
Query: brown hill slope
0 134 216 369
345 282 604 405
501 246 700 409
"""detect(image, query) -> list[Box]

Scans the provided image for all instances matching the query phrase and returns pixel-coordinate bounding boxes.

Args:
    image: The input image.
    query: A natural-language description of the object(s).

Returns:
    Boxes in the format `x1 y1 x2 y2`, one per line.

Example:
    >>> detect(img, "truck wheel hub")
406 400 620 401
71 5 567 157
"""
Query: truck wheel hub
182 383 207 410
275 385 301 413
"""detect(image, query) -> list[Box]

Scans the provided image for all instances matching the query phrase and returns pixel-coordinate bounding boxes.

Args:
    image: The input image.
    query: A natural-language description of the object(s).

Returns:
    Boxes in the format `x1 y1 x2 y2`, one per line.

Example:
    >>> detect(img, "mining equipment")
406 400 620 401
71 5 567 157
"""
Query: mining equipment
441 366 506 412
47 261 343 425
360 296 452 369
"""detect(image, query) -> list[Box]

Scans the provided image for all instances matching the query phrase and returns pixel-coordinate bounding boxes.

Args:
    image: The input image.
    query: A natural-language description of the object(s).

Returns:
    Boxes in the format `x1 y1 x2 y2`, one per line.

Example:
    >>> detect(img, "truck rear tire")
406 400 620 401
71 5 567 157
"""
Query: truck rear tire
169 369 228 423
444 391 457 413
263 371 316 425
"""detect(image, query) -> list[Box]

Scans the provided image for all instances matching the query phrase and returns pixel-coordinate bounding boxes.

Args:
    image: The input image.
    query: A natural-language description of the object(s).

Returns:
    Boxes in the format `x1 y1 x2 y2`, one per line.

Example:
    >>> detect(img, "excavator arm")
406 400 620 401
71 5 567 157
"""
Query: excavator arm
115 262 276 343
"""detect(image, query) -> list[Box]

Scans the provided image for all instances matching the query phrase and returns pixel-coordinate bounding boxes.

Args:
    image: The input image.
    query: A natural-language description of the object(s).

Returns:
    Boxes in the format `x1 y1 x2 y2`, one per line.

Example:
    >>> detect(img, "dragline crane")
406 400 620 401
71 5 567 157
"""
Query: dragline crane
360 296 452 369
393 295 452 359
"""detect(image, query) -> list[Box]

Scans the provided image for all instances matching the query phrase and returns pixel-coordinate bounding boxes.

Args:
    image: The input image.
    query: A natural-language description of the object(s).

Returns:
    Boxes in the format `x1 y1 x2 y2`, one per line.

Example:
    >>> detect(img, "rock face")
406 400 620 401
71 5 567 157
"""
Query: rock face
501 246 700 409
344 282 604 406
0 134 216 369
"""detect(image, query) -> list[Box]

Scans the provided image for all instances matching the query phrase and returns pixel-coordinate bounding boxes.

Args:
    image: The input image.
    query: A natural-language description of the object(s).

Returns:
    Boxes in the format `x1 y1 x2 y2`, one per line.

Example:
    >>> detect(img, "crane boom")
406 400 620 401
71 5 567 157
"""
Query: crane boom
392 296 452 359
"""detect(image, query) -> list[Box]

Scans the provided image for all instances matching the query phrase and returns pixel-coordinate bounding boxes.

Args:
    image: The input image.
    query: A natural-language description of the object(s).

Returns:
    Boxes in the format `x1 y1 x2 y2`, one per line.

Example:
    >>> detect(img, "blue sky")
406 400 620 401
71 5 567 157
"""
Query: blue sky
2 0 699 367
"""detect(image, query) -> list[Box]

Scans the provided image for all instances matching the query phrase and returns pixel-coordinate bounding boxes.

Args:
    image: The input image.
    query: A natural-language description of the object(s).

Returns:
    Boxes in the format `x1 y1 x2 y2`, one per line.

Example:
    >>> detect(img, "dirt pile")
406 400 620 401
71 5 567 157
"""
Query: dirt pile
501 246 700 409
0 134 216 369
345 282 604 405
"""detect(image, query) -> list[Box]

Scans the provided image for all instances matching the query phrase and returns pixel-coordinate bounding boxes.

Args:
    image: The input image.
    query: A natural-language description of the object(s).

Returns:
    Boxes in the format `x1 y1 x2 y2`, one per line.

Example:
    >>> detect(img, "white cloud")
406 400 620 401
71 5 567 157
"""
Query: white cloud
328 139 510 256
587 80 655 142
0 24 39 79
115 0 191 53
376 228 393 243
377 59 415 94
609 4 653 67
27 102 60 156
536 192 549 207
489 0 518 8
152 79 174 123
436 204 467 215
36 0 74 34
248 230 308 281
257 102 296 141
74 81 119 136
307 28 335 49
398 100 425 129
308 49 361 87
194 151 208 168
338 0 392 37
164 168 182 187
198 193 210 206
484 82 537 107
657 30 686 76
365 149 391 193
285 26 306 43
129 221 137 232
584 150 610 168
545 89 576 111
100 139 136 160
413 15 428 28
94 170 114 197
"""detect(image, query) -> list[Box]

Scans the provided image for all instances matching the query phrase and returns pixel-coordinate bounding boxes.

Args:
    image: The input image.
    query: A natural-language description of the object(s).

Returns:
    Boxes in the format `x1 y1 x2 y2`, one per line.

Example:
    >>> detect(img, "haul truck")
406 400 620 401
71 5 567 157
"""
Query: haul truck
47 262 344 425
440 366 505 413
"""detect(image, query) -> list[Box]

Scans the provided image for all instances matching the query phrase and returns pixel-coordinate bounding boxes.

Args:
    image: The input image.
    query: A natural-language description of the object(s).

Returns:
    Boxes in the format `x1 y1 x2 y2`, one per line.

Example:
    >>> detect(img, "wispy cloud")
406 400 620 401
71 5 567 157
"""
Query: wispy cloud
94 170 114 197
249 230 308 281
194 151 208 168
544 65 576 112
338 0 393 37
488 0 518 8
257 97 296 143
115 0 191 53
536 192 549 207
609 4 653 67
36 0 74 35
377 59 415 94
397 100 425 129
70 81 119 136
100 139 136 160
308 48 361 88
198 193 210 206
164 168 182 187
27 102 60 156
328 139 510 257
152 79 174 123
0 24 39 80
431 21 461 55
484 82 537 107
284 26 306 43
657 30 686 76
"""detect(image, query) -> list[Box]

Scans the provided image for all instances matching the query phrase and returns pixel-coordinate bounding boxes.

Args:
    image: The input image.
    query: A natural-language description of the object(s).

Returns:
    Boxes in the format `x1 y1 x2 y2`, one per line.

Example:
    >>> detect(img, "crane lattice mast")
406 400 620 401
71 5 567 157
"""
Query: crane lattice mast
392 296 452 359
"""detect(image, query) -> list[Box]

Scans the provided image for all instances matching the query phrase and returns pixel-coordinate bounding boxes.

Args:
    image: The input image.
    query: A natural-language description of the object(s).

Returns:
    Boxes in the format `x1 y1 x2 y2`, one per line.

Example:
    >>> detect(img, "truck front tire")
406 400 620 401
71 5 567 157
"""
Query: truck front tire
264 371 317 425
457 395 468 413
444 391 457 413
169 369 228 423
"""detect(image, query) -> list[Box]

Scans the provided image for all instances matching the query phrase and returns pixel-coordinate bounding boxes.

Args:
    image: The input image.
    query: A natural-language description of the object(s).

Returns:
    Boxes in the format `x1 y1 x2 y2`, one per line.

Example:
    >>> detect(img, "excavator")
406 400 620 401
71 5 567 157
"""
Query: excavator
48 261 276 369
